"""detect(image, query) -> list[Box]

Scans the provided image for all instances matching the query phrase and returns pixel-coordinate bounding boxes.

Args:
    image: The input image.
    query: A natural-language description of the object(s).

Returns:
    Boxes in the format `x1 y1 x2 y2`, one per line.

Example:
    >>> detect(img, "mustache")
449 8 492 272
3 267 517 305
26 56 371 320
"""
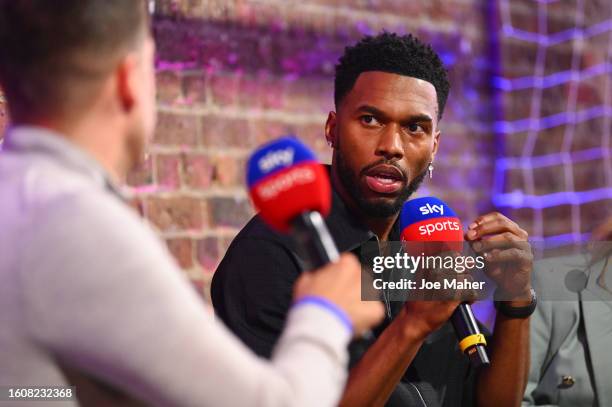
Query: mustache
359 159 408 182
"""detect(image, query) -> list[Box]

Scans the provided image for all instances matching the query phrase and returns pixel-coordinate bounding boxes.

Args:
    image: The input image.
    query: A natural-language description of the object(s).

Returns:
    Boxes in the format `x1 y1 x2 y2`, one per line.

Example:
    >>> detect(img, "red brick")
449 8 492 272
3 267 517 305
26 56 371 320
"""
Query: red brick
207 197 253 229
542 205 574 237
507 207 536 238
532 126 565 157
156 70 183 105
580 200 612 234
575 79 605 110
509 4 539 34
155 154 181 189
146 196 207 232
284 79 333 114
533 165 567 195
573 159 606 192
501 40 539 78
502 89 533 121
543 43 574 76
250 119 293 145
154 112 198 146
166 238 194 269
234 73 288 110
572 118 605 151
200 115 253 149
293 122 327 155
126 155 153 187
196 237 219 271
584 0 611 25
213 154 246 187
182 73 207 106
503 168 525 194
540 85 569 117
501 132 530 157
181 153 214 189
209 72 241 106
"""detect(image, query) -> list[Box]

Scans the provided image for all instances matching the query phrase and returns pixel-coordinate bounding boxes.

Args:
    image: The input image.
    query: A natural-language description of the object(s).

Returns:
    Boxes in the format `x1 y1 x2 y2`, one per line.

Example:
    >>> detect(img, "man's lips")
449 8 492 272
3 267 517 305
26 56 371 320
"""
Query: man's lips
363 165 406 194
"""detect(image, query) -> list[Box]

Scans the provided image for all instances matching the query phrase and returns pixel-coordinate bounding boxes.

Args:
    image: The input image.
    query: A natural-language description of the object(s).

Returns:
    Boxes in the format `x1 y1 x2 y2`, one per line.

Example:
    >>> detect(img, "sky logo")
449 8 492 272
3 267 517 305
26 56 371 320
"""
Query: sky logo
419 203 444 216
258 147 295 173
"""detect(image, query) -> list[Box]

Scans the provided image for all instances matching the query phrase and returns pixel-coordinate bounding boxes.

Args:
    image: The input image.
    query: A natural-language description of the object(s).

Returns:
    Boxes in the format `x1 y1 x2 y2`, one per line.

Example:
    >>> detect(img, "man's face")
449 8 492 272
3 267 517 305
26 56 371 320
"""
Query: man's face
328 71 440 218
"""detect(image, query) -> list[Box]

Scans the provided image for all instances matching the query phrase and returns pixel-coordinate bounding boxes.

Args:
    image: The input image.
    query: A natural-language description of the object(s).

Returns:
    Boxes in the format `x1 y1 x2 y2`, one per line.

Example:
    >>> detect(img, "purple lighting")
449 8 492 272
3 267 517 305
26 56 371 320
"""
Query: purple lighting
496 148 606 170
502 19 612 46
493 188 612 209
493 62 612 91
494 106 611 134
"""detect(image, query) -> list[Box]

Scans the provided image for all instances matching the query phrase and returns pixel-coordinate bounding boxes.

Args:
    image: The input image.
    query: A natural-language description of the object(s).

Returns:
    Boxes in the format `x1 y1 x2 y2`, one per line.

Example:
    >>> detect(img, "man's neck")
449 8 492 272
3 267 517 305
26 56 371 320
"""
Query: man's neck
21 117 125 183
362 214 398 242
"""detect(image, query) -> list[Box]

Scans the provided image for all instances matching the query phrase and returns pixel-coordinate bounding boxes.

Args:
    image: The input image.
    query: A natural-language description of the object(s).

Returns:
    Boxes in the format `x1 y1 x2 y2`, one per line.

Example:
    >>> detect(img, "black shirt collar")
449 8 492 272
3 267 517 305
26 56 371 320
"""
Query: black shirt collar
324 165 401 252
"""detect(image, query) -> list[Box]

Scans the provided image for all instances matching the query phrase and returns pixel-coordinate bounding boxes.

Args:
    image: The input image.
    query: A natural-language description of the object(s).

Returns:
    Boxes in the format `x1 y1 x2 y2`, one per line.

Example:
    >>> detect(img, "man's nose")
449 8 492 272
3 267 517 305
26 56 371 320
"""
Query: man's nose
375 124 403 160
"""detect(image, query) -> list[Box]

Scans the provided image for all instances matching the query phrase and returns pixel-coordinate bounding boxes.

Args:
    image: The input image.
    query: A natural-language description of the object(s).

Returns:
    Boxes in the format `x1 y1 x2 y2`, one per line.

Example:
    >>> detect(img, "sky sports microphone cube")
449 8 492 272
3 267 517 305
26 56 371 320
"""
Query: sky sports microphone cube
246 136 331 233
400 197 464 255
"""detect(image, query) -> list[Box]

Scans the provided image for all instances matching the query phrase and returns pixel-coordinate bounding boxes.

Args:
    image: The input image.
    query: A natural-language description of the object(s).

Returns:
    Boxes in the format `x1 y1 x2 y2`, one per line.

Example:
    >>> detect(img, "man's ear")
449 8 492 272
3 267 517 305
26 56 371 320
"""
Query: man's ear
116 55 138 113
325 111 338 148
431 129 441 162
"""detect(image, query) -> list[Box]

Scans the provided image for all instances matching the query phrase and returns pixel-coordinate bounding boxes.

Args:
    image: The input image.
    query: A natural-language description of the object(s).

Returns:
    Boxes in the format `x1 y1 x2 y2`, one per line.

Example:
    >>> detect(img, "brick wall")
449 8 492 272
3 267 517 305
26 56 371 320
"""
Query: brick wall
1 1 606 293
138 0 496 295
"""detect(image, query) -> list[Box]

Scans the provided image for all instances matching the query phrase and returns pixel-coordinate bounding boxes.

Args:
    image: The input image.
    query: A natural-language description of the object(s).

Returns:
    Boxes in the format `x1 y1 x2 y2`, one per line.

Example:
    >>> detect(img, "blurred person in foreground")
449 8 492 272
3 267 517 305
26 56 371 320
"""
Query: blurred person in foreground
0 1 383 406
212 32 536 407
523 217 612 406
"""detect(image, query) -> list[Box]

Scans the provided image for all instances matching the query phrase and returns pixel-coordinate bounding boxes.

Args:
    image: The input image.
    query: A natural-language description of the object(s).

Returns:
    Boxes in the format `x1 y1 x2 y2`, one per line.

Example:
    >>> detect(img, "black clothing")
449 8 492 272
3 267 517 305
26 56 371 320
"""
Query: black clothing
211 183 481 407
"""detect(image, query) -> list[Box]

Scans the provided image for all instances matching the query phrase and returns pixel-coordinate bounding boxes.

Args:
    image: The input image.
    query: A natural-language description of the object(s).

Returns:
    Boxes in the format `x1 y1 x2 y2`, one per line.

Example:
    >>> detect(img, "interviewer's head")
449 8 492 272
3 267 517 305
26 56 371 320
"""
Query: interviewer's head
0 0 155 179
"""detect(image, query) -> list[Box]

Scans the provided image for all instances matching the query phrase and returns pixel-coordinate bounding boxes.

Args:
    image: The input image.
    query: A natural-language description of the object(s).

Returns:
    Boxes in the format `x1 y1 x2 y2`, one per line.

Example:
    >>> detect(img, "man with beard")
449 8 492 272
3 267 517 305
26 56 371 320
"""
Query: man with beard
212 32 536 407
0 1 383 405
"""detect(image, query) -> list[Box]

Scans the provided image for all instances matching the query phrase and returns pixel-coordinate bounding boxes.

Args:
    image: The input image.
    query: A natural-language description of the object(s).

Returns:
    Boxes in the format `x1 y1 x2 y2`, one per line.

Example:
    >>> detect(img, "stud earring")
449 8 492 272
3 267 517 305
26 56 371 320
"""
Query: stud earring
428 162 434 179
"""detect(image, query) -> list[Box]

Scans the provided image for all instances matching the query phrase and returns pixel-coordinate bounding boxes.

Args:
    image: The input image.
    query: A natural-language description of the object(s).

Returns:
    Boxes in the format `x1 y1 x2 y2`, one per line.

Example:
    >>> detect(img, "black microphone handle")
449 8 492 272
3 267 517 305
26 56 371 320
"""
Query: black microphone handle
292 213 490 368
290 211 375 340
290 211 339 270
451 303 490 368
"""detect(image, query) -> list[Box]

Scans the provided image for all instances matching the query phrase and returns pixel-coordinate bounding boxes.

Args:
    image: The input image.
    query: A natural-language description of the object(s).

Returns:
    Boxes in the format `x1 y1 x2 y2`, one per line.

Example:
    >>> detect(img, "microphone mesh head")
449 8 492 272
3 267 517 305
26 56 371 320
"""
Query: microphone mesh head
400 197 464 254
247 136 331 232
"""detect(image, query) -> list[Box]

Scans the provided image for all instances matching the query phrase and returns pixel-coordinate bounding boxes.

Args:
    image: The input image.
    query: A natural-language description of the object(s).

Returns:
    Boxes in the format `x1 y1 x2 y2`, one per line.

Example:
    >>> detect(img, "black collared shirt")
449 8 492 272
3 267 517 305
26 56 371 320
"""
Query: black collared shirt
211 181 479 407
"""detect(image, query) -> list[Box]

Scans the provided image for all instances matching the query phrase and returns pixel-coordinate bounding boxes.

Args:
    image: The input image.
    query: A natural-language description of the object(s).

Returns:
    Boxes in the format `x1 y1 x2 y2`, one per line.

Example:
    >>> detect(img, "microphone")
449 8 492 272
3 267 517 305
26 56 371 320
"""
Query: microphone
246 136 338 270
400 197 490 368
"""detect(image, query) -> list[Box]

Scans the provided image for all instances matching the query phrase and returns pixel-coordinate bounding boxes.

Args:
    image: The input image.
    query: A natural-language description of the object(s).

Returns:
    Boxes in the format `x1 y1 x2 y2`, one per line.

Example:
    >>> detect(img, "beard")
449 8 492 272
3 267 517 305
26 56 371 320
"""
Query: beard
336 151 427 219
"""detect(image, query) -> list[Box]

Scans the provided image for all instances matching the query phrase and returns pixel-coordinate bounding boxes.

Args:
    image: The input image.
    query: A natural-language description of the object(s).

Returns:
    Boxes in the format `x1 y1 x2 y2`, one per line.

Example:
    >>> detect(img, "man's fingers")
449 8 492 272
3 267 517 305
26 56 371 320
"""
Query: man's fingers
472 234 531 254
466 212 528 240
483 247 533 264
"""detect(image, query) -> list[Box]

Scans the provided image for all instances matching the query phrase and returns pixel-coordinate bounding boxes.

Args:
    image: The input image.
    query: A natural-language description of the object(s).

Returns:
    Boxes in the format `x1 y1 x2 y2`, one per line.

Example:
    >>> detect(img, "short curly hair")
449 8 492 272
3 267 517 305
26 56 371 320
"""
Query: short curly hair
334 32 450 119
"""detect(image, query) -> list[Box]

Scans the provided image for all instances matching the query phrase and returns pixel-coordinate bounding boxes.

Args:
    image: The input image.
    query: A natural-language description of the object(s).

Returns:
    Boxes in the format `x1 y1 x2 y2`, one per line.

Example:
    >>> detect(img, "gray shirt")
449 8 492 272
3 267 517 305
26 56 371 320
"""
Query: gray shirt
0 126 351 406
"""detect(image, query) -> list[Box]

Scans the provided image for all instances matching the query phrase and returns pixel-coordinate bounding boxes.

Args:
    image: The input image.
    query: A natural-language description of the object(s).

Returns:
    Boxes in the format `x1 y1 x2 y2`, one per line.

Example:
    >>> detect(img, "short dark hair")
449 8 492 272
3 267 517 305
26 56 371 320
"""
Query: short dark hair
0 0 149 121
334 32 450 119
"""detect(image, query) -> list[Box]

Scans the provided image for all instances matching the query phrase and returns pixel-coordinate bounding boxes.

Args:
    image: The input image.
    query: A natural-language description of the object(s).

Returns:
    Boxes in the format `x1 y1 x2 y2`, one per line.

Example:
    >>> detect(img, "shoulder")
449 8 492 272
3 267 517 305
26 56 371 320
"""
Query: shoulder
211 215 305 295
22 187 171 278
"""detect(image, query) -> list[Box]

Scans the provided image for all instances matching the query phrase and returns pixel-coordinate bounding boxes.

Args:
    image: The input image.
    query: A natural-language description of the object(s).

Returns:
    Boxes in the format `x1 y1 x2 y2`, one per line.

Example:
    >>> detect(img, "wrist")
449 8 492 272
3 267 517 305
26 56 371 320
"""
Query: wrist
494 288 537 319
397 307 430 342
494 285 532 302
293 295 353 334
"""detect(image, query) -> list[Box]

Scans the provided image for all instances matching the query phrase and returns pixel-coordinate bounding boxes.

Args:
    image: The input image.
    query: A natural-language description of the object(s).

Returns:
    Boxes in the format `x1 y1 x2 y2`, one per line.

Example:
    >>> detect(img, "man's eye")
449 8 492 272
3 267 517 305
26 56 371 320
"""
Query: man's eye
406 123 424 133
361 115 380 126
